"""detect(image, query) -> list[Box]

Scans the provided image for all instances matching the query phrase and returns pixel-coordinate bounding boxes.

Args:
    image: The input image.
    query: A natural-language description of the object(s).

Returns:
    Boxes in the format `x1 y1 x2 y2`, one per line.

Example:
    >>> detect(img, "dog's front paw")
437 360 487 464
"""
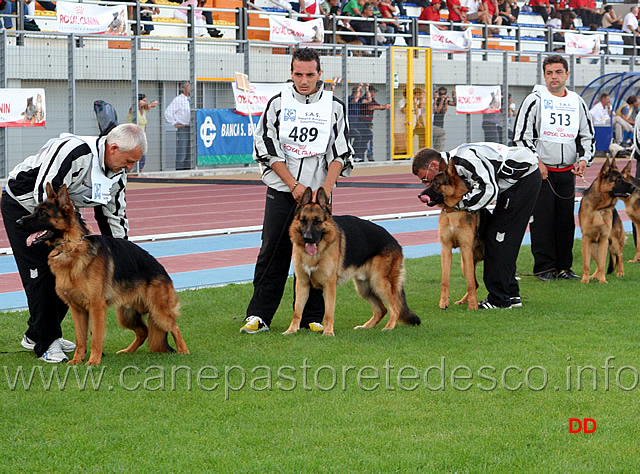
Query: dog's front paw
282 329 298 335
322 329 335 336
67 358 83 366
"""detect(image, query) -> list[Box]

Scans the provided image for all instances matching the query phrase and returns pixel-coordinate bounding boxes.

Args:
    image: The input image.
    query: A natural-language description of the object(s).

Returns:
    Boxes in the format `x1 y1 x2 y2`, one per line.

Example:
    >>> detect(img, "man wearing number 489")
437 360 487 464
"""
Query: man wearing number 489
239 48 354 334
513 54 595 281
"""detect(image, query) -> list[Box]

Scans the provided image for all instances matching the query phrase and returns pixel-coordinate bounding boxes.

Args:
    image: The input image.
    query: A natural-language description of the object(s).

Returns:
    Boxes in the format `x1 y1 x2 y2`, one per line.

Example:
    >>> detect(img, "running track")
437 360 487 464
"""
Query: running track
0 163 635 311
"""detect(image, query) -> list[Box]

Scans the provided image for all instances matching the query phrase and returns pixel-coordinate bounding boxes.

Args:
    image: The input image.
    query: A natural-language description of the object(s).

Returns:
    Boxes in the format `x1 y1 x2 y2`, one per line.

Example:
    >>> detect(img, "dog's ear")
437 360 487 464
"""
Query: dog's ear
447 158 459 177
622 160 633 179
438 157 447 172
316 187 330 211
610 157 618 171
299 186 313 206
57 184 72 210
46 182 56 200
600 157 611 177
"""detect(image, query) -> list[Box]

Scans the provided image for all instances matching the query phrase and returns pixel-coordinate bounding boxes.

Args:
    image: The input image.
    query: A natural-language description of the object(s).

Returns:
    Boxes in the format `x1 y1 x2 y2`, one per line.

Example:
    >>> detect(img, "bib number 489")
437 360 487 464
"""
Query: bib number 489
288 126 318 143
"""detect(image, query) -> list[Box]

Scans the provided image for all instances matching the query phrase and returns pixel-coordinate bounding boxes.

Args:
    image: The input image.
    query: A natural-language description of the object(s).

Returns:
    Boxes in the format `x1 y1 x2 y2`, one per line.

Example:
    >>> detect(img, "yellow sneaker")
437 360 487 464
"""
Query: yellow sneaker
308 322 324 332
240 316 269 334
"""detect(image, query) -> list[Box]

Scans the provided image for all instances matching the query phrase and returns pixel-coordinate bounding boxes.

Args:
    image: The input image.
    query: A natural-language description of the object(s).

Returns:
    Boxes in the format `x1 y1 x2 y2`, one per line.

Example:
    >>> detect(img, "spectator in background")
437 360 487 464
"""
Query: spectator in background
164 81 192 170
482 111 504 143
412 87 427 150
126 93 158 170
394 88 408 154
447 0 465 28
614 95 638 145
342 0 364 16
139 0 159 36
589 93 612 126
498 0 519 30
378 0 402 40
349 84 364 160
622 6 640 49
528 0 552 23
573 0 601 28
602 5 622 29
351 2 384 45
174 0 208 36
432 86 454 151
507 93 517 144
484 0 503 34
465 0 491 26
1 0 16 29
355 84 391 161
419 0 447 33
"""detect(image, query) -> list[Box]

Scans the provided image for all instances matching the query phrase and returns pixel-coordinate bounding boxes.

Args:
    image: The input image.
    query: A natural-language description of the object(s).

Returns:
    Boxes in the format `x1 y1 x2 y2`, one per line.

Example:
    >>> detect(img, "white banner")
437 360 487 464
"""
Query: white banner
455 85 502 114
565 32 600 55
268 16 324 43
57 1 128 35
232 82 290 115
429 25 472 51
0 89 46 127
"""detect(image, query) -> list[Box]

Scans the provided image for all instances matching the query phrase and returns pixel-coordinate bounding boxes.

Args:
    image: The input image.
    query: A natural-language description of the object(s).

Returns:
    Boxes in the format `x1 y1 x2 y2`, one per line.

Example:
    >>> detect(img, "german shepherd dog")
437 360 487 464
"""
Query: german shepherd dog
16 183 189 365
621 160 640 263
285 187 420 336
418 158 486 310
578 158 635 283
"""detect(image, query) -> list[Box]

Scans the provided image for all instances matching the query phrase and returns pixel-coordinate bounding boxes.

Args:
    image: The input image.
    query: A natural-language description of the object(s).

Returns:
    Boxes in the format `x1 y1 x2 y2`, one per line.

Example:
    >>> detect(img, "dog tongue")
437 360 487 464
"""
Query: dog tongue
305 243 318 256
26 231 43 247
418 194 430 204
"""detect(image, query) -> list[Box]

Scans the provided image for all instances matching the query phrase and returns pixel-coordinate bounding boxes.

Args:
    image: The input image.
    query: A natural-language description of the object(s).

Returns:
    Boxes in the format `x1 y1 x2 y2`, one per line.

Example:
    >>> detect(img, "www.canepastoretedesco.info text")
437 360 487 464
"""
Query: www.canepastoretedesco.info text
2 357 638 398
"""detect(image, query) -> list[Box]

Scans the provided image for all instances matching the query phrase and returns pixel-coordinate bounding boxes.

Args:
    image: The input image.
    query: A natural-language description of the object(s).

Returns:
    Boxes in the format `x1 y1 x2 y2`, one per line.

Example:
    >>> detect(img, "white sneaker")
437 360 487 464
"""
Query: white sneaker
239 316 270 334
21 335 76 353
38 339 69 363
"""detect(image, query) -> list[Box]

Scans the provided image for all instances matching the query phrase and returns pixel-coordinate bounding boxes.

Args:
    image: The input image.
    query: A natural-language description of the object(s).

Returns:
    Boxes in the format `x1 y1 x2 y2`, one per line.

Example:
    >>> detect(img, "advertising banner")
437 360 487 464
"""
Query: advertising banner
455 85 502 114
0 89 46 127
57 1 128 35
196 109 254 165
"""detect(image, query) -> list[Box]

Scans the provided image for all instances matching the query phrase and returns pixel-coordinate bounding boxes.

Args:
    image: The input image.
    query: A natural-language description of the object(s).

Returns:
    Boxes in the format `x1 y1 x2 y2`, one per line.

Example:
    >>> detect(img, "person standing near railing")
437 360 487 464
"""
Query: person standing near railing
164 81 192 170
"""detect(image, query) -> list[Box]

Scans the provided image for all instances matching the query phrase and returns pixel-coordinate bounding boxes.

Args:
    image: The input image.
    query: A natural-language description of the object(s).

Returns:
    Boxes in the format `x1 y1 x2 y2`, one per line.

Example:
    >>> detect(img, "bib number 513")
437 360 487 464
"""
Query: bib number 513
549 112 571 126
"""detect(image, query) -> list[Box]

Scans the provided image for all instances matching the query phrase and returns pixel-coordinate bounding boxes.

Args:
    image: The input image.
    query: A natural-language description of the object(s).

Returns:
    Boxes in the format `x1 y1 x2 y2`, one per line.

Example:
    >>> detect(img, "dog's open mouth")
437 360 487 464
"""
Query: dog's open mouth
418 189 439 207
26 230 53 247
305 243 318 256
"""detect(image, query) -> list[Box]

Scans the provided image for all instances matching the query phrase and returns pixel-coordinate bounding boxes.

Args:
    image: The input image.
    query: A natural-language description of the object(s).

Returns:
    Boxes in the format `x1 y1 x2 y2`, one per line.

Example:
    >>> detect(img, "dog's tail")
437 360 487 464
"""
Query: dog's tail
399 289 421 326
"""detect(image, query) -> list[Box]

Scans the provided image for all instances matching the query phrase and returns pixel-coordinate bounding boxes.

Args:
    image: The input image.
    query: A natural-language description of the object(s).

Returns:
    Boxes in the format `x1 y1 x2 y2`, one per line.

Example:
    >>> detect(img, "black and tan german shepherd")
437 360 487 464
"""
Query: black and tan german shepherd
578 158 635 283
16 183 189 365
418 158 487 310
621 160 640 263
285 187 420 336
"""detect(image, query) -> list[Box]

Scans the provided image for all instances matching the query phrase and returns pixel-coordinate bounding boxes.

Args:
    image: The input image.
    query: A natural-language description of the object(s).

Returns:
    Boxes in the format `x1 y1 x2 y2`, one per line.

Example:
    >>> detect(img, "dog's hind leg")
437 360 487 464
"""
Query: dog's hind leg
148 285 189 354
630 222 640 263
68 305 89 365
147 317 173 353
353 278 387 329
116 306 148 354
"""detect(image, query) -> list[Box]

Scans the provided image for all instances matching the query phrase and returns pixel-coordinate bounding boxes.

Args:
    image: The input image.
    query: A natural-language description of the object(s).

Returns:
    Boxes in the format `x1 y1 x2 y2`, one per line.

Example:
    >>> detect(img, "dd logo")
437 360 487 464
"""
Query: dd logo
569 418 596 433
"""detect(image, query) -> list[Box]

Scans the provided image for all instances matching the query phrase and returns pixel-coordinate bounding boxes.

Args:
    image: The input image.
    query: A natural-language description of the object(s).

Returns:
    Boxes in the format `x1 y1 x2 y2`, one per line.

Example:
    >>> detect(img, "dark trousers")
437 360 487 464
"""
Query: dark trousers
246 188 324 327
482 122 504 144
354 121 373 161
530 169 576 274
483 170 542 307
176 126 191 170
1 192 68 356
634 160 640 248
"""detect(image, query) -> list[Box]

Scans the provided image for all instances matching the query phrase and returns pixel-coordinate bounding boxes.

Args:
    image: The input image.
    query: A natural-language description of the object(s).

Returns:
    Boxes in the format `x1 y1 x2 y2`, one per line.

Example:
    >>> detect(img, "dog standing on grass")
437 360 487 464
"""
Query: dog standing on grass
620 160 640 263
284 187 420 336
578 158 635 283
17 183 189 365
418 159 488 310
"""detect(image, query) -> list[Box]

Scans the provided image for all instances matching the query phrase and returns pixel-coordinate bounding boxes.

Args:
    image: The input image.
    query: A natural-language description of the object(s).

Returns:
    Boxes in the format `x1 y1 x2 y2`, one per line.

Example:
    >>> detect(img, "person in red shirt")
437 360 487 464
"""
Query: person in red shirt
529 0 552 23
419 0 447 32
447 0 463 23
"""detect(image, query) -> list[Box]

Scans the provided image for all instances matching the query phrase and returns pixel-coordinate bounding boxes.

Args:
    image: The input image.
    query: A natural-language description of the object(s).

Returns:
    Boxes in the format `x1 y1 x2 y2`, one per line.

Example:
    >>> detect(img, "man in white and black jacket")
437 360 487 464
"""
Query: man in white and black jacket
413 142 542 309
1 124 147 362
513 54 595 281
240 48 354 334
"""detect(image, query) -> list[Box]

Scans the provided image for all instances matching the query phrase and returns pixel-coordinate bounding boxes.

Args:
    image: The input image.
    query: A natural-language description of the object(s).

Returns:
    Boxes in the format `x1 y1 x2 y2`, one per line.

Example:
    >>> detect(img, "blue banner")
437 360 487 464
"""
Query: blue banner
196 109 255 165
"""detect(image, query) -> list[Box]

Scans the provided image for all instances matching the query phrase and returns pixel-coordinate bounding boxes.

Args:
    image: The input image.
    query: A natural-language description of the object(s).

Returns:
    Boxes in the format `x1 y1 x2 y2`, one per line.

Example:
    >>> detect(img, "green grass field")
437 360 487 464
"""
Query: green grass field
2 238 640 471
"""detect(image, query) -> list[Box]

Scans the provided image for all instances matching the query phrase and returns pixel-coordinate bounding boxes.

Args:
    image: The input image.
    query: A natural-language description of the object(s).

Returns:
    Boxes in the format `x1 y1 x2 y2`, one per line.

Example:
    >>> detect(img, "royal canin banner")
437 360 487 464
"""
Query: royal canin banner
268 16 324 43
0 89 46 127
429 25 472 51
455 85 502 114
232 82 289 115
565 33 600 55
57 1 128 35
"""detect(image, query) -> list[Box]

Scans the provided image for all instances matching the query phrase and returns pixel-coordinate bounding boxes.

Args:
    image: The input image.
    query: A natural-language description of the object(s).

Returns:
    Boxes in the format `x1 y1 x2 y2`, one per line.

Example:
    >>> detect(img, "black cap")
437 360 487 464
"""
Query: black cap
138 93 146 101
369 85 378 93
